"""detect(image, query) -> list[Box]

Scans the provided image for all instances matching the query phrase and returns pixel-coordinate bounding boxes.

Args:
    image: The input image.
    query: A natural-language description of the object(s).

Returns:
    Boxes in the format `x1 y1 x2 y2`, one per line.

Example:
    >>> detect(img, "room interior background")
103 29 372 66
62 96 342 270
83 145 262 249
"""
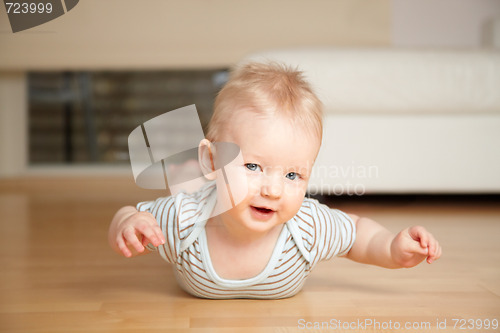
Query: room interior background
0 0 499 194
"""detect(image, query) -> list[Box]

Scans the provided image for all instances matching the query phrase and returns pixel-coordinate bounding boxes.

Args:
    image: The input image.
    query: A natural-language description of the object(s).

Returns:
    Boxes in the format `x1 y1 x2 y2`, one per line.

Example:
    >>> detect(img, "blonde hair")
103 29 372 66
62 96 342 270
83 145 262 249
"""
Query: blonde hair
206 61 323 142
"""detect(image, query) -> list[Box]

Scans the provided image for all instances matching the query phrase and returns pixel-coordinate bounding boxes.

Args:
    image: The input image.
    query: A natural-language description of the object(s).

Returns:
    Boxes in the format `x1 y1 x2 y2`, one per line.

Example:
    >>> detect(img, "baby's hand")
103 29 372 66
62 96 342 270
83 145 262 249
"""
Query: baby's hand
390 226 441 268
109 207 165 258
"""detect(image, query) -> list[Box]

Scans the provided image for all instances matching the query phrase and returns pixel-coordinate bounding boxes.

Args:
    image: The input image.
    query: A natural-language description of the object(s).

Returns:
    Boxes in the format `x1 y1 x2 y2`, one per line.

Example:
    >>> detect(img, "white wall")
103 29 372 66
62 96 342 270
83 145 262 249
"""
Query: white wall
392 0 500 47
0 73 27 177
0 0 390 70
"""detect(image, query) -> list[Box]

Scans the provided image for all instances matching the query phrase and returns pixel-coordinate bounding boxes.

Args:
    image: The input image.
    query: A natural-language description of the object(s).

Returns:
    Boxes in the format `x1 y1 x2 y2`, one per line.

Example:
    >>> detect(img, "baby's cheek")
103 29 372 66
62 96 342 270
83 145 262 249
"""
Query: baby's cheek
282 186 307 216
237 173 261 195
223 166 253 204
284 182 307 199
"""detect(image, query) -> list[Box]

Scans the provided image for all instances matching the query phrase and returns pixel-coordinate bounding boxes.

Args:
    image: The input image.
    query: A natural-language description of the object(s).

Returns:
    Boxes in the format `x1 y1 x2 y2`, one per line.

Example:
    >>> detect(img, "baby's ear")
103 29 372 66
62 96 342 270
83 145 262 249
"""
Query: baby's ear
198 139 216 180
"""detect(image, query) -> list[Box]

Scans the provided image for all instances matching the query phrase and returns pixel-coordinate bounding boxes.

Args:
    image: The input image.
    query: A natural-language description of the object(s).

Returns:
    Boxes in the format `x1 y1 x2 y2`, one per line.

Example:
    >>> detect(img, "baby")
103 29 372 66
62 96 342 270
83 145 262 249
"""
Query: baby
108 62 441 299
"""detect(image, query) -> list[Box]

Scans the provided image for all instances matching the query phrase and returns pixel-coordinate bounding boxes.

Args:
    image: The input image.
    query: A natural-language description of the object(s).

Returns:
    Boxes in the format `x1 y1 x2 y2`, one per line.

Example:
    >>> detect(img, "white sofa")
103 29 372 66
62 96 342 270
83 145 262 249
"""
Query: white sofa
242 48 500 194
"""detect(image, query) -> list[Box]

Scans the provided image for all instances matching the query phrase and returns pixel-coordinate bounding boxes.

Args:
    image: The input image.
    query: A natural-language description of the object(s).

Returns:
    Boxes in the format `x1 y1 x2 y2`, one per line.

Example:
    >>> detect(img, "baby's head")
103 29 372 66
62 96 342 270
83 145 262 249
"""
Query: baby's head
206 61 323 144
200 61 323 232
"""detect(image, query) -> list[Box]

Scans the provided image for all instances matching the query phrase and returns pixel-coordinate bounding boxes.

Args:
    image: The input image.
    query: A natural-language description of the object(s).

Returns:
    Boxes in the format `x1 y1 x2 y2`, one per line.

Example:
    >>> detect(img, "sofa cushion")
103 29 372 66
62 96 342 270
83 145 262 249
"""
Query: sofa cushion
244 48 500 114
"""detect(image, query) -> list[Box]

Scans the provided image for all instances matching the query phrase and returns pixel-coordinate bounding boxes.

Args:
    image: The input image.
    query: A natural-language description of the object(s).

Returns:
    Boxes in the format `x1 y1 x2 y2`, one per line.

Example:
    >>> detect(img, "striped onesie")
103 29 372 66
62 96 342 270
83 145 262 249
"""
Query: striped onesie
137 182 356 299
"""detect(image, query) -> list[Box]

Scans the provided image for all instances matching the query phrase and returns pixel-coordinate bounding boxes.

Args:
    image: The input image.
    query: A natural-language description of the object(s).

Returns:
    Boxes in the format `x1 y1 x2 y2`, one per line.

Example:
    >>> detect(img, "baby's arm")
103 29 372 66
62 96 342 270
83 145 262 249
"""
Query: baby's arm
343 214 441 268
108 206 165 258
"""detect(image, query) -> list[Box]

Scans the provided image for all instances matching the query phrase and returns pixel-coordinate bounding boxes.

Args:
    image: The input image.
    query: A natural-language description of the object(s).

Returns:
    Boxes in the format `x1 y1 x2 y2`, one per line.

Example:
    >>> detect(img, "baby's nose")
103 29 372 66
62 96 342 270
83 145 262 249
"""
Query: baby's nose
261 175 283 199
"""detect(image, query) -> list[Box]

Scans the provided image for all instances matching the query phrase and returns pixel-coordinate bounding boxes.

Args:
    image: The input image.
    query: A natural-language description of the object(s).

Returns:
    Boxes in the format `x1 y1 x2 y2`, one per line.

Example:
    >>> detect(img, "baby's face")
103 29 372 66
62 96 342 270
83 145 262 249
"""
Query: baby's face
216 109 321 234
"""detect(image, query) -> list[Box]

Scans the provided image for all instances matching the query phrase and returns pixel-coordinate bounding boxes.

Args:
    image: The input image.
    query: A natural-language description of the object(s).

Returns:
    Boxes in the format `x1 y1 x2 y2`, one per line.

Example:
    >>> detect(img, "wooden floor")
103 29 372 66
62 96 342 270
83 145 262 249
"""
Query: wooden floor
0 177 499 333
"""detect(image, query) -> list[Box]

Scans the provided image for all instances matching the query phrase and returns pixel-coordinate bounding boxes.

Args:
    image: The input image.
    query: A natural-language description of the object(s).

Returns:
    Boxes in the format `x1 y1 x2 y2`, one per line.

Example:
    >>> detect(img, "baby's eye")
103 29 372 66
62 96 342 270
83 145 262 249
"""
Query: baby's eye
286 172 299 180
245 163 261 172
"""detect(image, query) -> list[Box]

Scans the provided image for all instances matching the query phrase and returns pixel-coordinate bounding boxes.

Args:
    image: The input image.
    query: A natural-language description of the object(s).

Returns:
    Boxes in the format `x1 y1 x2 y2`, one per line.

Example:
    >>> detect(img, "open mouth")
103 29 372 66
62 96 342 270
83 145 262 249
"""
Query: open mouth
250 206 276 221
253 207 273 213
